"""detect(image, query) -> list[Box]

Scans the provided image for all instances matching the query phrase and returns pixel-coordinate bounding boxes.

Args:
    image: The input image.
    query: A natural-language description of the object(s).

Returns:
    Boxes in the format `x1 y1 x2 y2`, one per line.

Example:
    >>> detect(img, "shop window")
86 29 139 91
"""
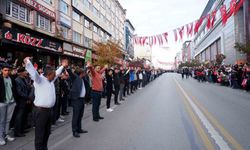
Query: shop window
73 31 82 44
6 1 30 23
37 14 52 32
72 11 81 22
60 0 68 15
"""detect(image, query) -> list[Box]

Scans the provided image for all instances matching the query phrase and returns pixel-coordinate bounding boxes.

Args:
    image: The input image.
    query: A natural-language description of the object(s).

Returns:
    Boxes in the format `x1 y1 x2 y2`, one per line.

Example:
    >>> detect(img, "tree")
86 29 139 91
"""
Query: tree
235 41 250 54
215 54 226 65
93 40 123 66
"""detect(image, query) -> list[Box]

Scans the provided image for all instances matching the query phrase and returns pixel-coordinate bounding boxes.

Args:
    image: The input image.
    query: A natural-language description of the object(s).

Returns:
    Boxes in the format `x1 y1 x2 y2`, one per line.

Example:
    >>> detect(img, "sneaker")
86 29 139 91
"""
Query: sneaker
0 139 6 146
6 135 15 142
106 108 113 112
57 118 65 123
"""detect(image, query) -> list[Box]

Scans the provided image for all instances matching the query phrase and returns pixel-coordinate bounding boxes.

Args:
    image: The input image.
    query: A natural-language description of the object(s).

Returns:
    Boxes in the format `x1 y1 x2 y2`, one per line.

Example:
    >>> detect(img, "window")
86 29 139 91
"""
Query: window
72 11 81 22
61 26 68 39
37 14 51 32
100 30 104 38
84 19 90 29
60 0 68 15
6 1 30 23
93 25 98 33
84 37 92 48
83 0 91 9
73 31 81 44
93 7 99 17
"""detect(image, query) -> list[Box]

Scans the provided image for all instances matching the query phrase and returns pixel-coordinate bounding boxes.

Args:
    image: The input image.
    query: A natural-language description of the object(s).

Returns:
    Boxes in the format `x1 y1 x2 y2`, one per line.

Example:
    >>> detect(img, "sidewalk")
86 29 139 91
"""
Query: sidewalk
1 99 109 150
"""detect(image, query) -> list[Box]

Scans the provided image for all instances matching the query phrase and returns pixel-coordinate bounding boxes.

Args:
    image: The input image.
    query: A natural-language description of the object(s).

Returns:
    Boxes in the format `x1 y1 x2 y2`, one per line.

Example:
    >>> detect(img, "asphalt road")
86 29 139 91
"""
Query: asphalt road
3 73 250 150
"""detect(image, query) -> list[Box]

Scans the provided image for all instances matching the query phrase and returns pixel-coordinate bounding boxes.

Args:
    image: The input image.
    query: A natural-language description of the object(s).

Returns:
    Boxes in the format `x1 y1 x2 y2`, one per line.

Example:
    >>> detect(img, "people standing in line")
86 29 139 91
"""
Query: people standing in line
0 64 17 146
105 69 114 112
14 68 30 137
67 67 88 138
87 62 108 122
119 68 126 101
113 68 121 105
24 57 68 150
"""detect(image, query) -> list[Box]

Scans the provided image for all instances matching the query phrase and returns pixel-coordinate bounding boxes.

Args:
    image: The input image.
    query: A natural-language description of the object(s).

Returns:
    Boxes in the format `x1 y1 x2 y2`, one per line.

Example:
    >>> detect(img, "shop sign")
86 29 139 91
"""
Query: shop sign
18 0 55 19
3 28 62 52
73 46 86 59
63 42 72 52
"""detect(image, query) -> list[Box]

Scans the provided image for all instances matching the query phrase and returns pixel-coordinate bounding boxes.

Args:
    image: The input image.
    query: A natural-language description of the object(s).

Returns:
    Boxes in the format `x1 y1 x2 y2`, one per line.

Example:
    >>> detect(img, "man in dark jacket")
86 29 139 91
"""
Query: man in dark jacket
0 63 17 145
14 67 30 137
68 67 88 138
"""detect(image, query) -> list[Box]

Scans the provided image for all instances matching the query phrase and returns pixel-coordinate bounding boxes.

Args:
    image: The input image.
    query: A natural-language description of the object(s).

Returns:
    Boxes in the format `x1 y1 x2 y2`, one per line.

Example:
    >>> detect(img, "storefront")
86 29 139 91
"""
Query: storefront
0 24 63 68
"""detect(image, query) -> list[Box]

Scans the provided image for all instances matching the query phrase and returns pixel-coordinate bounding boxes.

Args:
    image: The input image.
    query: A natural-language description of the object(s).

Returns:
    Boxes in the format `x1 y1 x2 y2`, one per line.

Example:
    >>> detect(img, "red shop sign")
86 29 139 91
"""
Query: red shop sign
19 0 55 19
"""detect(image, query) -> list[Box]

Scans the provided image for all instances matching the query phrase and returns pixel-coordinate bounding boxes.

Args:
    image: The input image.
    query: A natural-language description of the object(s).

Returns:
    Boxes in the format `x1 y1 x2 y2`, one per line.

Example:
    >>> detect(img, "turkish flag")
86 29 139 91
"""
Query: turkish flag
186 23 193 37
178 26 185 41
173 29 178 42
220 5 228 26
211 10 217 28
162 32 168 43
206 14 211 30
194 17 204 33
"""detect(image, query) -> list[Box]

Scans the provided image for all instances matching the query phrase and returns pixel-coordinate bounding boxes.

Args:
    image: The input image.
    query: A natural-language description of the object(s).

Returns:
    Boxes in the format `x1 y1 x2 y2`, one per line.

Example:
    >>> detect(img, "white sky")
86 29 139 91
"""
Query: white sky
119 0 209 69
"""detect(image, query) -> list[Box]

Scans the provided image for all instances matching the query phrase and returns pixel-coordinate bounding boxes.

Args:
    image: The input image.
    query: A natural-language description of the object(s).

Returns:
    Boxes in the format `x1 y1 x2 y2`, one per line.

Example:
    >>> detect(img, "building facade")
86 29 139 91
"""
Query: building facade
193 0 247 64
125 19 135 58
0 0 127 67
182 41 192 62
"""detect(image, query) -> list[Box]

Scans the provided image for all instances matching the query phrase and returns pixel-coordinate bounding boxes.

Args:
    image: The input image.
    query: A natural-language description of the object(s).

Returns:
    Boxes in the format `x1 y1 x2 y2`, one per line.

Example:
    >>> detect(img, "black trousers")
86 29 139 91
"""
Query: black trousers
124 82 129 96
114 86 120 104
91 91 102 119
106 89 112 109
71 99 85 133
60 96 68 114
34 107 52 150
14 104 26 134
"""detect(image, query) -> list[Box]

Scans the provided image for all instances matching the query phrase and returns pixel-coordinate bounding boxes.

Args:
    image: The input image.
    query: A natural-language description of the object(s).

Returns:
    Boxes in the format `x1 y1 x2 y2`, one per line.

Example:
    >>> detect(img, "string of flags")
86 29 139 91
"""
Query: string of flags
133 0 244 47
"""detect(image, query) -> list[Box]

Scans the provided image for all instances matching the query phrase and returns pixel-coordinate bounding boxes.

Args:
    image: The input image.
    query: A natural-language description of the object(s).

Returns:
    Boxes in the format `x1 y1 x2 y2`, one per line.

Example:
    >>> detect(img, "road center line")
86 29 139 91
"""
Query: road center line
174 78 231 150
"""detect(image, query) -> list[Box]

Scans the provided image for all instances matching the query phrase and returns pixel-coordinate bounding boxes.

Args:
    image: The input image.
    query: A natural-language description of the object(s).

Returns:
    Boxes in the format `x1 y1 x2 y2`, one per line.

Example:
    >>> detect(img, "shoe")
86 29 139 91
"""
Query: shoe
106 108 113 112
93 118 99 122
73 132 80 138
78 130 88 134
14 133 25 137
0 139 6 146
98 117 104 120
115 103 121 105
60 115 65 119
5 135 15 142
57 118 65 123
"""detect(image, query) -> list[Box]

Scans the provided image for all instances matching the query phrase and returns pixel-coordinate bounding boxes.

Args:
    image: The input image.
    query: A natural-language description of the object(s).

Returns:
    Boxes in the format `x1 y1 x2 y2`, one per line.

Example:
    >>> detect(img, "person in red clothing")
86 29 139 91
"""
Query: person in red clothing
86 62 108 122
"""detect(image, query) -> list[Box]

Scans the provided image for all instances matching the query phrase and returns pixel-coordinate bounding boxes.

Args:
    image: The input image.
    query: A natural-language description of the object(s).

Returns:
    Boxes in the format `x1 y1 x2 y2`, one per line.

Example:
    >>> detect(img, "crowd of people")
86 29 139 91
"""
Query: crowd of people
0 56 163 150
181 63 250 91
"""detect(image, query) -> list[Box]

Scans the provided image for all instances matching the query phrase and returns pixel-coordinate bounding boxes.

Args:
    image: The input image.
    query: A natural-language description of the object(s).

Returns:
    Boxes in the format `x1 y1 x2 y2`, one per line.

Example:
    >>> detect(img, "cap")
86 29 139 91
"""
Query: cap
17 67 26 73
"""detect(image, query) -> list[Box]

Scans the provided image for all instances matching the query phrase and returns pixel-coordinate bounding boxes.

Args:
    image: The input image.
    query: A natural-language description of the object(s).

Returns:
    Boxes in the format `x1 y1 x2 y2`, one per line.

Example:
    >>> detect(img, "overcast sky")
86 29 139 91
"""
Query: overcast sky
119 0 209 68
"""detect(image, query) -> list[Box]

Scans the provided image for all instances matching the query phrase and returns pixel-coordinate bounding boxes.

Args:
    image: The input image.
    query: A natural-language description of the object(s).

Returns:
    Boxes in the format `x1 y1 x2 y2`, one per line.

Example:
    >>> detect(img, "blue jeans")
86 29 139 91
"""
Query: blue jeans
0 102 16 140
91 91 102 119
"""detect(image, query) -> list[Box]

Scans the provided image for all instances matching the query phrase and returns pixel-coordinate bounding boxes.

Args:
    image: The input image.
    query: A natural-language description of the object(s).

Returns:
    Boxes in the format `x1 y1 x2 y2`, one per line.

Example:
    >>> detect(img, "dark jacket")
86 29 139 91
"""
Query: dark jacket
15 76 30 107
105 71 113 91
0 75 18 103
113 73 120 87
67 69 85 100
60 79 70 98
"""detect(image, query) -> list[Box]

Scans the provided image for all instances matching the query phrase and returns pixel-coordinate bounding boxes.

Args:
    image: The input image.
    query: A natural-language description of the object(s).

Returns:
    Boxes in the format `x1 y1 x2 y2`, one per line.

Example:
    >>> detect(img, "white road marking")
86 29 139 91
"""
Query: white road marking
174 78 231 150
